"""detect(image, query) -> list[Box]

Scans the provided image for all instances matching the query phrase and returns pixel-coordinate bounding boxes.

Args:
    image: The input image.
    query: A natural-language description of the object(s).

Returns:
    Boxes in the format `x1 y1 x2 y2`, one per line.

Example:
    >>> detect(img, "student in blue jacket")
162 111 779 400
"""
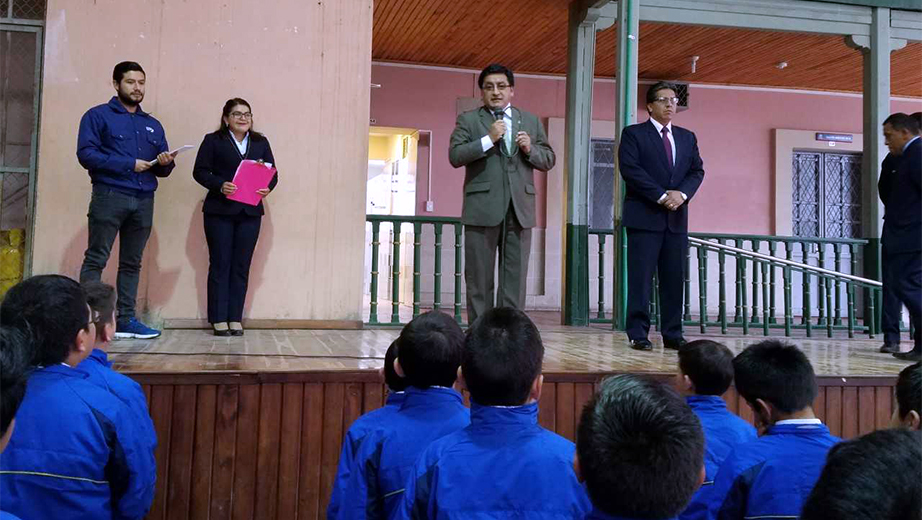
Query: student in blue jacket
397 308 591 519
0 326 31 520
891 362 920 430
328 339 409 518
0 275 156 520
801 428 921 520
676 341 756 520
339 311 469 519
701 340 839 520
78 281 158 452
576 374 705 520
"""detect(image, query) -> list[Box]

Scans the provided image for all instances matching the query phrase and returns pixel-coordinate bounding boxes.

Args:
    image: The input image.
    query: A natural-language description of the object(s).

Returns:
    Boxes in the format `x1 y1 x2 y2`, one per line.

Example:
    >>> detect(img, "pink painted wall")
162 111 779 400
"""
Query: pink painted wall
370 64 922 235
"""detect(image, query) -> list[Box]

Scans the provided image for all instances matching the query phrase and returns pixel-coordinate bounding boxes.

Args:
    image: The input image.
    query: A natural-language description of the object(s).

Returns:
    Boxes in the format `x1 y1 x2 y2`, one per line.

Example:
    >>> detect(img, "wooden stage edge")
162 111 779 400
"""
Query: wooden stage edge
164 319 363 330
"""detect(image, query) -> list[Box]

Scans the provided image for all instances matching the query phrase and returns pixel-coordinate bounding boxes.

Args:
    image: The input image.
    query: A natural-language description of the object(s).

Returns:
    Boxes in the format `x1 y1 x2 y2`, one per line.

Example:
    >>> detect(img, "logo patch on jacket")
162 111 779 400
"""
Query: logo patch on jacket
146 126 155 133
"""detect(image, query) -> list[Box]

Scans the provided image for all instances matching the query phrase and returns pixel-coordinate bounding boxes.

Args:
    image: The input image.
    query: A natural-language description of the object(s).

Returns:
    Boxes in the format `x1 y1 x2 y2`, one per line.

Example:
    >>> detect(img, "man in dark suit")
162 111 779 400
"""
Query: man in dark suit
881 113 922 361
618 82 705 351
449 64 555 324
879 143 905 353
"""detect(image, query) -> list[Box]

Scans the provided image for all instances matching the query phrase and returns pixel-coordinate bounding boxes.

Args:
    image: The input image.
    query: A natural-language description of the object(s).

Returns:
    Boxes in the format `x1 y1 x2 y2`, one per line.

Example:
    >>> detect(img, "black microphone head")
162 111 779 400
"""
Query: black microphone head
493 110 504 121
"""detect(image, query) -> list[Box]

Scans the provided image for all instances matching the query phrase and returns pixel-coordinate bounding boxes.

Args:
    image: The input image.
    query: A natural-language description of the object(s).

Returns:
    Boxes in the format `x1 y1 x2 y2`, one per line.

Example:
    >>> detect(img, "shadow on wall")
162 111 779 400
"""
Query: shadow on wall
181 200 275 322
60 224 181 325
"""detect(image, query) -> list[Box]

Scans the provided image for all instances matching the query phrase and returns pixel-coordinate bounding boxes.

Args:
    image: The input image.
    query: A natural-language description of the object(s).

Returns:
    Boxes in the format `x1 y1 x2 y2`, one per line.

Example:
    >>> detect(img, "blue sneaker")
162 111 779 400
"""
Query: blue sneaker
115 318 161 340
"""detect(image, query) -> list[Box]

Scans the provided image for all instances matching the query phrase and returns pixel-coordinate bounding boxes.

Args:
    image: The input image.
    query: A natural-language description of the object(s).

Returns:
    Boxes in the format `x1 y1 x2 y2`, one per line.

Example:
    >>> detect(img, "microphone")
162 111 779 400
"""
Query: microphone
493 109 504 121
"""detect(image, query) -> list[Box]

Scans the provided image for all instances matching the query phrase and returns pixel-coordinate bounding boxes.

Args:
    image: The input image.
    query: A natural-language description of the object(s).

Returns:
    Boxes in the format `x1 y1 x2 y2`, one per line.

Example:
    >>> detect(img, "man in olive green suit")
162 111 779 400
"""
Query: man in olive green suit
449 64 556 324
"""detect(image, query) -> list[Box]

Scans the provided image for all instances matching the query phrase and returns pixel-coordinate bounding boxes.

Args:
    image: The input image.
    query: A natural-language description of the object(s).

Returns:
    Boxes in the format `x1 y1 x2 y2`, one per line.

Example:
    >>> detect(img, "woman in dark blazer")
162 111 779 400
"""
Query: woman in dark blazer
192 98 278 336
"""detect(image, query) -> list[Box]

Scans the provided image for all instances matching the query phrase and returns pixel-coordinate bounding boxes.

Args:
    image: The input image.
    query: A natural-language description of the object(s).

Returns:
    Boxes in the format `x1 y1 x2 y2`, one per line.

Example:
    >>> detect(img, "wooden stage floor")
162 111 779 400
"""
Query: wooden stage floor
109 326 912 377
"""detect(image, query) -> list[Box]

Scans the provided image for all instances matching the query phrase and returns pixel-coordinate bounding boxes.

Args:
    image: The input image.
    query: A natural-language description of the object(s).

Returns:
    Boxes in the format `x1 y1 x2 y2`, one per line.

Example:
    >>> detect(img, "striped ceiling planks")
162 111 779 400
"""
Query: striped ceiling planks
372 0 921 97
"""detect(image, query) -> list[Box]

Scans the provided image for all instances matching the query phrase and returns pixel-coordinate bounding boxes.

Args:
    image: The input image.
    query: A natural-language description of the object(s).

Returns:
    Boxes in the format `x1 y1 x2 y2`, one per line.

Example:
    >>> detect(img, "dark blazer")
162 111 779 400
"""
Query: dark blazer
881 138 921 254
618 120 705 233
192 131 279 216
449 106 555 228
878 152 900 212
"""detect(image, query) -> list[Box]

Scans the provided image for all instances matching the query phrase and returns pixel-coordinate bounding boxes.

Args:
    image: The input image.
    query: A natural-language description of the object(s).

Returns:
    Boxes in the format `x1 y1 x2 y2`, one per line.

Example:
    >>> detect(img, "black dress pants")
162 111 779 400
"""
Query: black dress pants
203 212 261 323
626 227 686 342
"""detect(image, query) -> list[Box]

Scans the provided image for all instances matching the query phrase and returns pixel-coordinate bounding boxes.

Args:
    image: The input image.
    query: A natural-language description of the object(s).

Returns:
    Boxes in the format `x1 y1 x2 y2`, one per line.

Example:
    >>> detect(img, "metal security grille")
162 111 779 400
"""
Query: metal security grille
0 22 42 295
1 0 45 20
792 151 862 239
589 138 615 230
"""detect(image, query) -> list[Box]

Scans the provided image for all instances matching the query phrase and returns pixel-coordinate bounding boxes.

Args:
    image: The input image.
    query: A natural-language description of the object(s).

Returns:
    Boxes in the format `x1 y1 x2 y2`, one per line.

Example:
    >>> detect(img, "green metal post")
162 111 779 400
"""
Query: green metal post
433 223 443 312
412 222 422 318
391 221 402 324
833 243 842 325
751 239 760 324
369 221 381 325
698 245 707 334
769 241 778 324
454 223 463 324
598 234 606 320
719 239 727 335
762 260 770 336
734 238 743 323
783 266 793 337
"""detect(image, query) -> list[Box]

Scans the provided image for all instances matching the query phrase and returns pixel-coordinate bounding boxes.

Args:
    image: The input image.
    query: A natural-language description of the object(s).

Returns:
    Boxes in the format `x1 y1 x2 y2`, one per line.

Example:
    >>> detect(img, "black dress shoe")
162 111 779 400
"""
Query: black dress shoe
629 339 653 351
213 328 232 337
894 348 922 362
880 343 901 354
663 338 688 350
230 328 244 337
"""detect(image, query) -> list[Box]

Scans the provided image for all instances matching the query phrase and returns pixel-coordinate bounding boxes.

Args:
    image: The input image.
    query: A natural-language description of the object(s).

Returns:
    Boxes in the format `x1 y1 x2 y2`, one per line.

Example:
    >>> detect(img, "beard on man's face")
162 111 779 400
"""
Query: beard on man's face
117 88 143 107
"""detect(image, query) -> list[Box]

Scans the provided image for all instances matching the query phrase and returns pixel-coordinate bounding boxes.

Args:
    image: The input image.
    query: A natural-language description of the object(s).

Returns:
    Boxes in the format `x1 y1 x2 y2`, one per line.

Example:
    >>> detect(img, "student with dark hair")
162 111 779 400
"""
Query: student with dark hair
881 112 922 361
699 340 839 520
328 340 409 518
77 281 157 451
0 275 156 520
675 341 756 520
892 362 920 430
77 61 177 340
576 374 705 520
338 311 469 519
397 308 590 519
801 428 921 520
0 326 30 520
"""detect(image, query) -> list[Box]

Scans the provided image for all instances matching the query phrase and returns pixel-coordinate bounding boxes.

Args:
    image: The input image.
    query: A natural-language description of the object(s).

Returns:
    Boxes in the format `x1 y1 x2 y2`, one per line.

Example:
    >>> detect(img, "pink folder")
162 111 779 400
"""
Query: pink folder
228 160 276 206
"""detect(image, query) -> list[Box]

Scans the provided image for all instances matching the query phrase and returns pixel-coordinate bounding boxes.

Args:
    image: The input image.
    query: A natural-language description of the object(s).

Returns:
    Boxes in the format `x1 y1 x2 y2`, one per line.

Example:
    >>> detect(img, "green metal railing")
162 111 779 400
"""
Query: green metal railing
589 230 886 338
366 215 464 326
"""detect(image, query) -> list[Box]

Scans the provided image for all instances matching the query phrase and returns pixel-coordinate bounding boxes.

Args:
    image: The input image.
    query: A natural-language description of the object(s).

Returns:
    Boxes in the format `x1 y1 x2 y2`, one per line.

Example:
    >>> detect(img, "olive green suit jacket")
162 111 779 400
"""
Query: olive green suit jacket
448 106 555 228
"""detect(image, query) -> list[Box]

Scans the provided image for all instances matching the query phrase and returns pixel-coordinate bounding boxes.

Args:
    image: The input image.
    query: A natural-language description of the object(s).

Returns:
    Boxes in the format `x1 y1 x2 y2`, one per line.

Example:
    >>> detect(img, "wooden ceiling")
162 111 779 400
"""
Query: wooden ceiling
372 0 922 97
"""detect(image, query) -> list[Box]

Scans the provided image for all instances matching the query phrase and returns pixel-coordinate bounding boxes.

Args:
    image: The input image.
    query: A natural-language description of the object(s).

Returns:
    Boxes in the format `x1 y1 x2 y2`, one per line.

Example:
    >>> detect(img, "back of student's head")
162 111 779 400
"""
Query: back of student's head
0 275 90 367
801 428 922 520
678 340 735 395
383 340 408 392
1 326 31 445
83 281 116 342
895 362 921 429
396 311 463 389
577 375 704 519
463 307 543 406
733 340 816 414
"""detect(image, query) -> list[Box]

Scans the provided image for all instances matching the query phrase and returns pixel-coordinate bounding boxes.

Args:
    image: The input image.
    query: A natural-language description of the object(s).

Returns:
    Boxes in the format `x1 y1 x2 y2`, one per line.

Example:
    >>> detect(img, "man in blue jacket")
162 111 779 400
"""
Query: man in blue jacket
397 308 591 519
0 275 156 520
700 340 839 520
78 281 158 451
77 61 176 340
0 327 31 520
676 340 756 520
338 311 470 519
328 339 408 518
576 375 704 520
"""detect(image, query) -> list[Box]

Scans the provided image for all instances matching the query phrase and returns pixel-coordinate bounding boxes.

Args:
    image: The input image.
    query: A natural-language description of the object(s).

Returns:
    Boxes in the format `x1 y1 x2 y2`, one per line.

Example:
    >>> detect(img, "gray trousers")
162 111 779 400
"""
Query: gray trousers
464 204 531 324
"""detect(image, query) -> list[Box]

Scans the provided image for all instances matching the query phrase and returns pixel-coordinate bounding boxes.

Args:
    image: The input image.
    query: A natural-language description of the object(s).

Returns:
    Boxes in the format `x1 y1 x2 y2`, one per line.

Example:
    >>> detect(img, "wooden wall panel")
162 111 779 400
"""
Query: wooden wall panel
132 372 897 520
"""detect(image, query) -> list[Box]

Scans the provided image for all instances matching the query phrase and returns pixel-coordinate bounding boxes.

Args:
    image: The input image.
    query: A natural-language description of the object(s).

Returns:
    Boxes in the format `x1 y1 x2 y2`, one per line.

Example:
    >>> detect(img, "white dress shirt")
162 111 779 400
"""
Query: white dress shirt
649 118 686 203
480 104 513 153
774 418 823 426
230 130 249 156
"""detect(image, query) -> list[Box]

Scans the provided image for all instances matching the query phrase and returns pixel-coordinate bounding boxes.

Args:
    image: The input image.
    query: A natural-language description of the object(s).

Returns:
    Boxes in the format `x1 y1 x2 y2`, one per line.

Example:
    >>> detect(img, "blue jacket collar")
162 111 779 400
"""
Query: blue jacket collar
685 394 729 411
767 422 831 436
470 401 539 429
35 363 90 379
402 386 463 409
585 508 674 520
86 349 112 367
107 96 147 116
385 391 406 406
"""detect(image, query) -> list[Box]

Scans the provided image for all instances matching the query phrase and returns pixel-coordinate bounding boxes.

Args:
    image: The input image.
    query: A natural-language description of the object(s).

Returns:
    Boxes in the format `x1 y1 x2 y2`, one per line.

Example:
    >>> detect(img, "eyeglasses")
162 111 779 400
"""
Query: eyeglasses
231 111 253 120
654 97 680 106
482 84 510 92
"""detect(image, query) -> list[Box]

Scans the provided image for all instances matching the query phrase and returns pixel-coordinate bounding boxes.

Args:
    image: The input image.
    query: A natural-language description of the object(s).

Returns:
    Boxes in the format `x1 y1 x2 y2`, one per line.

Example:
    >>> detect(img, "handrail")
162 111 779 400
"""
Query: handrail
589 228 868 246
366 215 461 224
689 237 881 287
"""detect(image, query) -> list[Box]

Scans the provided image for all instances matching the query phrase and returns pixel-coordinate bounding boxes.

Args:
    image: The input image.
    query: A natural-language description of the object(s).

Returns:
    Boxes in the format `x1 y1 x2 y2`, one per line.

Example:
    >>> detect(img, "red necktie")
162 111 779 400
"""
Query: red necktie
661 127 673 167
